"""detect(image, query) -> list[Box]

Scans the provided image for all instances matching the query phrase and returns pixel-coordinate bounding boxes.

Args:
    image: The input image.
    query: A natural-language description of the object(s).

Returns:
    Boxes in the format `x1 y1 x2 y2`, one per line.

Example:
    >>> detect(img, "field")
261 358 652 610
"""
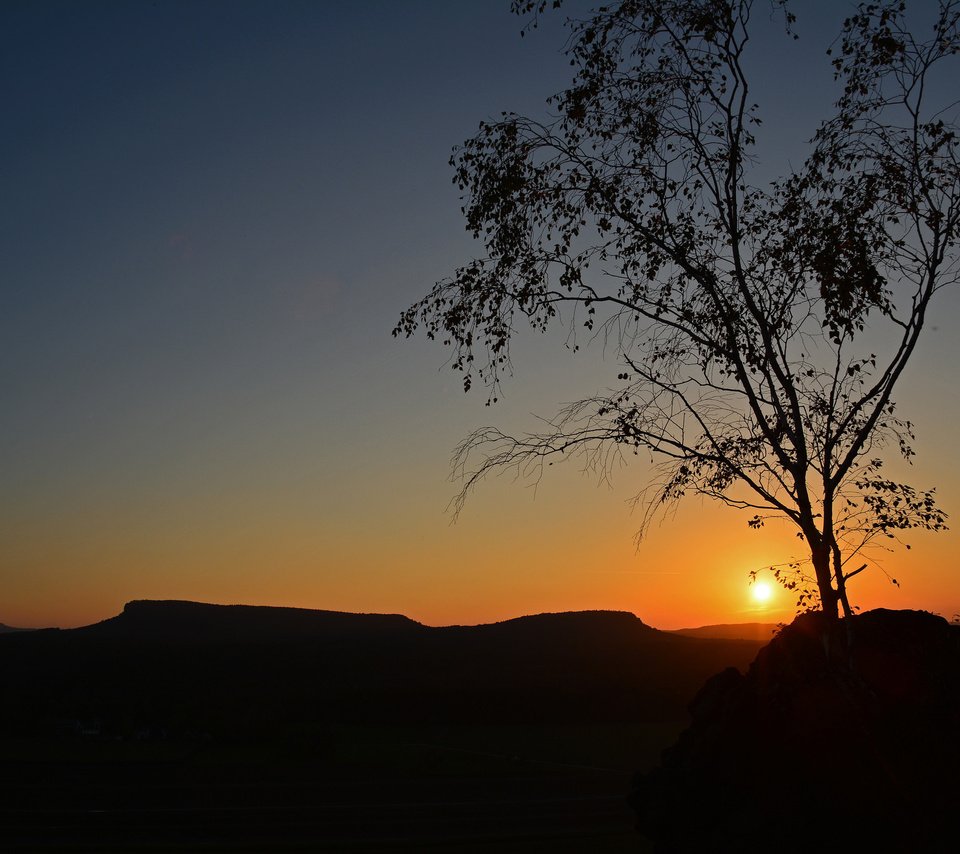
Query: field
1 722 683 852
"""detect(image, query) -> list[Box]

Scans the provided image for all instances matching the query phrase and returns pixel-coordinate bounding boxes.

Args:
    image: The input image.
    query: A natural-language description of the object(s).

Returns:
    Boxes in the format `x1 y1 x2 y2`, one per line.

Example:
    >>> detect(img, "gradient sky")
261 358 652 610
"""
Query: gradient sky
3 0 958 630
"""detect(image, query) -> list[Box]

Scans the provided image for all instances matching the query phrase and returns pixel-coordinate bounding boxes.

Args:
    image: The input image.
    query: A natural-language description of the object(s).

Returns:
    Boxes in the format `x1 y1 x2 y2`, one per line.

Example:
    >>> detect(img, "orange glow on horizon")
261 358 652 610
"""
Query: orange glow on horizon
2 394 957 634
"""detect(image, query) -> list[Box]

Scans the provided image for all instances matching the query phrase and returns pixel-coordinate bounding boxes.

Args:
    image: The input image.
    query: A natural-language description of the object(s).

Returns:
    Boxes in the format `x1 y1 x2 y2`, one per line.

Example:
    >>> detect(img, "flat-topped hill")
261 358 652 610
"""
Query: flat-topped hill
79 599 424 642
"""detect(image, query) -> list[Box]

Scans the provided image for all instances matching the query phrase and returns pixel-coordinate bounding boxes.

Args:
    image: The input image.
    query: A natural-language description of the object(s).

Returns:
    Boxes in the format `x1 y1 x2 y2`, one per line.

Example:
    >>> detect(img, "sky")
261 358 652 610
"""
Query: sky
3 0 959 631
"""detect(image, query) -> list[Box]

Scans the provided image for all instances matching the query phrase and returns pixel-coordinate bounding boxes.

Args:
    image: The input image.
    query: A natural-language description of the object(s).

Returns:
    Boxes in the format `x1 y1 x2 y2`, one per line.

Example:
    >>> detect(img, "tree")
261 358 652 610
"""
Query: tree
396 0 959 621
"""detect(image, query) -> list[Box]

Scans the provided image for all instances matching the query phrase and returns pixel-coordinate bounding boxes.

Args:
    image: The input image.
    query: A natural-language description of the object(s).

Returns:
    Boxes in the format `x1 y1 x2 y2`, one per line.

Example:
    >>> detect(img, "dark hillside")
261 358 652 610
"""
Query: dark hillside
633 609 960 851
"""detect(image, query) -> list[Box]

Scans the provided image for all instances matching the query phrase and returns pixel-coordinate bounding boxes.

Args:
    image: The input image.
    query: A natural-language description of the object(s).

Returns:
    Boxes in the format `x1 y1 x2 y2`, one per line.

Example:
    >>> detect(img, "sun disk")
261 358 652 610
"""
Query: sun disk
752 581 773 604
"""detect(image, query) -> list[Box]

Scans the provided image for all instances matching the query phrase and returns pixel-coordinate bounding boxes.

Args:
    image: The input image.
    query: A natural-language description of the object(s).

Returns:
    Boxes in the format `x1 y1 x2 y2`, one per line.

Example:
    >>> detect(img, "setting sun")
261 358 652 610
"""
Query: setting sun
752 581 774 605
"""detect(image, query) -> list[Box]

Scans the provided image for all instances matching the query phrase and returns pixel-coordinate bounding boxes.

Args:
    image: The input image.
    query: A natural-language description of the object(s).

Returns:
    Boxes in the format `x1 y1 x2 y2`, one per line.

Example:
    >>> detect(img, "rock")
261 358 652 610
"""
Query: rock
630 609 960 852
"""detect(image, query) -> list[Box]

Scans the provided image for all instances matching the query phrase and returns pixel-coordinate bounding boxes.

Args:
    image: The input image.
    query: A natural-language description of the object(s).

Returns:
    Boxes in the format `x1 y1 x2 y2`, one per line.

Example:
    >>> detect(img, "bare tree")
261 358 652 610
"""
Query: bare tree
396 0 959 621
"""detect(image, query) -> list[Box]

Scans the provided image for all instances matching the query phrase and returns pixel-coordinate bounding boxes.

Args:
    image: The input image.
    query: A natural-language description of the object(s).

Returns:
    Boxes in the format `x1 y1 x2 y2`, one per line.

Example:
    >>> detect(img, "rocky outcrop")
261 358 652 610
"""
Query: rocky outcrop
631 609 960 852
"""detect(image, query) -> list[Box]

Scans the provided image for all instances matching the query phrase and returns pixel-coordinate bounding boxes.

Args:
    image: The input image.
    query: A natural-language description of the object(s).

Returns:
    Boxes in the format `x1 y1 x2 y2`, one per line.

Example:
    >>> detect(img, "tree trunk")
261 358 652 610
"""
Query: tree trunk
832 539 853 619
812 545 839 622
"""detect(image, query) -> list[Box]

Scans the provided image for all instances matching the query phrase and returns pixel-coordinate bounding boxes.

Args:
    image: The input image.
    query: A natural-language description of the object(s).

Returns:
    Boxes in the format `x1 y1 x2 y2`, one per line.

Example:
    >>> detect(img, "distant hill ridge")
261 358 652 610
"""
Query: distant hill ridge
79 599 426 642
670 622 781 642
3 601 775 642
0 599 779 642
0 600 767 731
0 622 29 634
76 600 660 643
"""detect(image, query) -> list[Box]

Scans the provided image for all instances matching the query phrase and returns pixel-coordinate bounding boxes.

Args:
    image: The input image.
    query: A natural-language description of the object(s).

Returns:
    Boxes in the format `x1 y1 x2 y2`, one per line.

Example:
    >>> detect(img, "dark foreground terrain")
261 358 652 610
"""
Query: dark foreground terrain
2 725 668 852
1 601 764 852
633 608 960 853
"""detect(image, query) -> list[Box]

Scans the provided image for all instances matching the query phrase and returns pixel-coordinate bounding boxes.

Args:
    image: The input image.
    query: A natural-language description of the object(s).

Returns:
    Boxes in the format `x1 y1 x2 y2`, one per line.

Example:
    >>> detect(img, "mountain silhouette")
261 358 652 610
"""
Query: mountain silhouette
79 599 424 642
669 622 780 641
0 622 29 634
0 600 765 734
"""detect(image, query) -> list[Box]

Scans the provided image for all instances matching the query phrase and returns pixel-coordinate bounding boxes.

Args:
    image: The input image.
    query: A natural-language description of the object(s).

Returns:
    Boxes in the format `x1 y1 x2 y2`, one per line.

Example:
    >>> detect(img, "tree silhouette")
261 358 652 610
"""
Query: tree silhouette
396 0 959 621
